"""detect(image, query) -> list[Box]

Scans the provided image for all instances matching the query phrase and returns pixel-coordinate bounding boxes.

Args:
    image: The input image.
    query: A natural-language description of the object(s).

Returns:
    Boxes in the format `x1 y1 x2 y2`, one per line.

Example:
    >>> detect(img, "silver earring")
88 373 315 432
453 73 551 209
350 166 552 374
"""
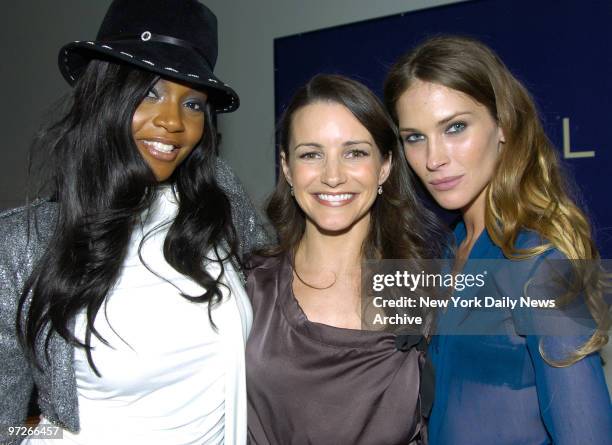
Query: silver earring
377 185 383 195
290 186 294 196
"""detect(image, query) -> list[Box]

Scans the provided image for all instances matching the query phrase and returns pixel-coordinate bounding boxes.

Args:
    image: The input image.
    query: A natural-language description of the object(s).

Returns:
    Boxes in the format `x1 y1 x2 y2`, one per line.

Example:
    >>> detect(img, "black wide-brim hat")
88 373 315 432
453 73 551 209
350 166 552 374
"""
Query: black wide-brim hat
58 0 239 113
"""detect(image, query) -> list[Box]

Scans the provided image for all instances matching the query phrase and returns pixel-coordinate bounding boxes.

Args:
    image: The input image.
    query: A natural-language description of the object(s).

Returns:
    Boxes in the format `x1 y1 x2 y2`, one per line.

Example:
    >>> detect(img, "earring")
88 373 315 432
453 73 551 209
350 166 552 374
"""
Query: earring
290 186 294 196
377 185 383 195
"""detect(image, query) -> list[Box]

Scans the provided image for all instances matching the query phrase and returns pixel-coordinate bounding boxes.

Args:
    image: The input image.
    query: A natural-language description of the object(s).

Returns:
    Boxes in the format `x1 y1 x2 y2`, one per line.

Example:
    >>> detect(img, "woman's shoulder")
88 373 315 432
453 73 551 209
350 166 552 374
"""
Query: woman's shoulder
213 157 271 255
245 253 285 275
0 199 57 225
515 229 566 260
0 200 57 263
489 229 567 286
244 254 288 309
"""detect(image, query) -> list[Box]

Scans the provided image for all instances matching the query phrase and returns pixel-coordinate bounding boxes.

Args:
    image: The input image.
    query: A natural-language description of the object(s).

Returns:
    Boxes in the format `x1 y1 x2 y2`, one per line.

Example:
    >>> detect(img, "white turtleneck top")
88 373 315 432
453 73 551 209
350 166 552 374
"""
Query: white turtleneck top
28 187 252 445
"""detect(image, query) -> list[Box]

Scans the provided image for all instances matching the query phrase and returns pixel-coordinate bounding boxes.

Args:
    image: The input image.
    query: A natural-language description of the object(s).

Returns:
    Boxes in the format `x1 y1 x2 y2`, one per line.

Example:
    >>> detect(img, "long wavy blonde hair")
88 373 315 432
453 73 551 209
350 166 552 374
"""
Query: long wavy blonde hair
384 35 610 365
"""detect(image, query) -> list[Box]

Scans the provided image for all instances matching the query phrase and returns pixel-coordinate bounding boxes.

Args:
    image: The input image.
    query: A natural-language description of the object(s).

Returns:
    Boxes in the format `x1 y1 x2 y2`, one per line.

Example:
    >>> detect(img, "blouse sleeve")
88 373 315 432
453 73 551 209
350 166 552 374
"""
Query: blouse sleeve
0 207 35 444
213 157 271 258
526 334 612 444
521 249 612 444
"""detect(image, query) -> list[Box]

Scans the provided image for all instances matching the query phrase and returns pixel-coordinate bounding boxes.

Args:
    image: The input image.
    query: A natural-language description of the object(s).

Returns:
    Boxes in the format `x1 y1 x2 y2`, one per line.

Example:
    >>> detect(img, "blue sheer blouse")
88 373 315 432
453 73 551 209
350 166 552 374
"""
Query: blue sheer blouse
427 222 612 445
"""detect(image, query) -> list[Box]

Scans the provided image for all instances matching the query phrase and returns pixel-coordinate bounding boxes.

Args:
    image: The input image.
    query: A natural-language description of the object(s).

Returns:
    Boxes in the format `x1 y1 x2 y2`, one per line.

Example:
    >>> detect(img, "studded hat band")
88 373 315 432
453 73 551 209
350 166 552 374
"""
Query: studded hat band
103 31 214 69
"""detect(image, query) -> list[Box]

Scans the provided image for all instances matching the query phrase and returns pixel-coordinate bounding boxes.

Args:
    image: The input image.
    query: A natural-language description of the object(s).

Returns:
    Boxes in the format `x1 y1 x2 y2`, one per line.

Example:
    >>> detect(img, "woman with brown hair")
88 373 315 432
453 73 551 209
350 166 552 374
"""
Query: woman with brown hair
246 74 446 444
384 35 611 444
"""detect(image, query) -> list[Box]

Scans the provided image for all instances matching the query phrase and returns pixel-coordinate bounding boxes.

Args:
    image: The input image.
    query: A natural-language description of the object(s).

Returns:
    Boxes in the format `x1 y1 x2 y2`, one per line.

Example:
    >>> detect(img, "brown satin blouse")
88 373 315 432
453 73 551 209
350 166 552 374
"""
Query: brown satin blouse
246 255 425 445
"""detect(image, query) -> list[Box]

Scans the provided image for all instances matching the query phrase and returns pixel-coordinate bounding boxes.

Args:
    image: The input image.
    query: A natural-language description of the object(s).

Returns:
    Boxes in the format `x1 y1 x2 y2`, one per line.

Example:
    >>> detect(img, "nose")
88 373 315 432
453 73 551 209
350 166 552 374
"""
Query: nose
321 156 347 188
152 101 184 133
426 137 450 171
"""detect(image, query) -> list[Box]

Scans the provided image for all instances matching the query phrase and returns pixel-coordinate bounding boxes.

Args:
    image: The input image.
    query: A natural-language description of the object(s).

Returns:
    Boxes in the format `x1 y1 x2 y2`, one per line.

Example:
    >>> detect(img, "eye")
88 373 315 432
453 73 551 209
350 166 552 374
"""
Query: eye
298 151 322 160
345 148 370 158
403 133 425 144
184 99 205 112
446 122 466 134
145 87 160 100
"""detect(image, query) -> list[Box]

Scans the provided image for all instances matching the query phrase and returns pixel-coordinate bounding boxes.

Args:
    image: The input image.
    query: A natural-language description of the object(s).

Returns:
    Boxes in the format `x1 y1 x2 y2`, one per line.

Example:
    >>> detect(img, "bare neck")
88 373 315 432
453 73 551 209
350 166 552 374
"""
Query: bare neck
458 189 487 264
295 215 370 276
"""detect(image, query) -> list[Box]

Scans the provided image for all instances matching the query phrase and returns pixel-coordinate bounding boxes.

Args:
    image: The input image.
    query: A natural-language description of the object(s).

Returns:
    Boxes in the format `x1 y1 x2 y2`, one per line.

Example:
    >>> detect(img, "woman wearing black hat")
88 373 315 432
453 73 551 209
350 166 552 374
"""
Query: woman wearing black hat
0 1 267 444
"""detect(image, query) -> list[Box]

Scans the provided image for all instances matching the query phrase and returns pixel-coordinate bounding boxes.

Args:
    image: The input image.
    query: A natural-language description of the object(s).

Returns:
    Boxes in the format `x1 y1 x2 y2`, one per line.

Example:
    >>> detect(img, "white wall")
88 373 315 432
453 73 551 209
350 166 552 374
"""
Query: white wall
205 0 466 208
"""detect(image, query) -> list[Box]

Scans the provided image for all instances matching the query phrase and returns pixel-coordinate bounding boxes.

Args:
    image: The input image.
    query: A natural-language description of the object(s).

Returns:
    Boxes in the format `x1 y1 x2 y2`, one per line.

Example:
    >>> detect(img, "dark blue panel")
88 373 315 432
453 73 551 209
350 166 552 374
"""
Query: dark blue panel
274 0 612 256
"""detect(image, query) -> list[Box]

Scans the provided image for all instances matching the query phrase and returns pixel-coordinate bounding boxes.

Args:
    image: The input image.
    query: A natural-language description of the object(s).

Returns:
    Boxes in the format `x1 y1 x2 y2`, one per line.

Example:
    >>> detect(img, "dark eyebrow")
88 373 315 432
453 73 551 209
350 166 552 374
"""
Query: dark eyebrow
293 140 372 150
185 89 208 100
399 111 472 133
293 142 323 151
437 111 472 127
343 140 372 147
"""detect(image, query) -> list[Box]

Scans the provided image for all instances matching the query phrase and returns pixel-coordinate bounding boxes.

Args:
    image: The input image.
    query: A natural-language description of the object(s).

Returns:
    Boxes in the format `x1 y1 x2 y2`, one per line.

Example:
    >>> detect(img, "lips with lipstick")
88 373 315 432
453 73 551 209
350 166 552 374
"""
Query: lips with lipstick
313 192 356 207
139 139 182 161
429 175 463 191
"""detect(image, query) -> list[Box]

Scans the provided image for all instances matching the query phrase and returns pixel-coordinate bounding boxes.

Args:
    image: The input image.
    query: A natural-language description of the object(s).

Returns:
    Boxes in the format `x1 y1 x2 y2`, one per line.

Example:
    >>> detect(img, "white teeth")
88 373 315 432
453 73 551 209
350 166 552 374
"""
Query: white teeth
317 193 353 202
143 140 176 153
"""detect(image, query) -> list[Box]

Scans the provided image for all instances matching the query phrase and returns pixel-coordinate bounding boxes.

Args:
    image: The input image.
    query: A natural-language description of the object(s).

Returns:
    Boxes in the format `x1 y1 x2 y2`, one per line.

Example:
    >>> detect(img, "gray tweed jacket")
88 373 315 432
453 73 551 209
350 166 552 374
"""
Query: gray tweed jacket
0 158 269 444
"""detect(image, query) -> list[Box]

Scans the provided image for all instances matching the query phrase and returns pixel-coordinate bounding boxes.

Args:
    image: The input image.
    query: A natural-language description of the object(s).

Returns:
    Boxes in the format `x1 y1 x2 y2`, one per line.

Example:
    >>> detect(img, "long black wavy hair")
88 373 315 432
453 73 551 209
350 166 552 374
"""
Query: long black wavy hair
18 60 239 374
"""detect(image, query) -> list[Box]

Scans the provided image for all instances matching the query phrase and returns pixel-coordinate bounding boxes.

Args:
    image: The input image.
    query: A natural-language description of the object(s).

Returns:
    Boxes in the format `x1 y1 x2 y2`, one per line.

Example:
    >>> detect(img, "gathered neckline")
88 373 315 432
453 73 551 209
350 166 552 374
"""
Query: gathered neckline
275 254 400 350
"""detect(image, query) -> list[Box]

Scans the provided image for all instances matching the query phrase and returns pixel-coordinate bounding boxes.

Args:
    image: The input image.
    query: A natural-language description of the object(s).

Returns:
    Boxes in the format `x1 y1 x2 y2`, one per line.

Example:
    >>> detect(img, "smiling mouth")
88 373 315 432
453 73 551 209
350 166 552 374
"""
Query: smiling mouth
314 193 356 206
142 140 179 153
139 139 182 162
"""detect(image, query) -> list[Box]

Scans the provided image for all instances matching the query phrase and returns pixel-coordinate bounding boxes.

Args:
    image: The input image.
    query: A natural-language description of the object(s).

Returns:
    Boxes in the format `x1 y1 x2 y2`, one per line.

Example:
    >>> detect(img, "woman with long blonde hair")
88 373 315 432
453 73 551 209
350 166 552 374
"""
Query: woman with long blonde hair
384 35 611 444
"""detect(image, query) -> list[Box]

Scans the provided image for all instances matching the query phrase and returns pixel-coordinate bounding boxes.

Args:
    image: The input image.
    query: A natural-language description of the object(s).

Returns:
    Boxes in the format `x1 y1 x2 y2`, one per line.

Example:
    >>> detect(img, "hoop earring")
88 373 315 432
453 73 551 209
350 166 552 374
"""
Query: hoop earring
377 185 383 195
290 186 295 196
